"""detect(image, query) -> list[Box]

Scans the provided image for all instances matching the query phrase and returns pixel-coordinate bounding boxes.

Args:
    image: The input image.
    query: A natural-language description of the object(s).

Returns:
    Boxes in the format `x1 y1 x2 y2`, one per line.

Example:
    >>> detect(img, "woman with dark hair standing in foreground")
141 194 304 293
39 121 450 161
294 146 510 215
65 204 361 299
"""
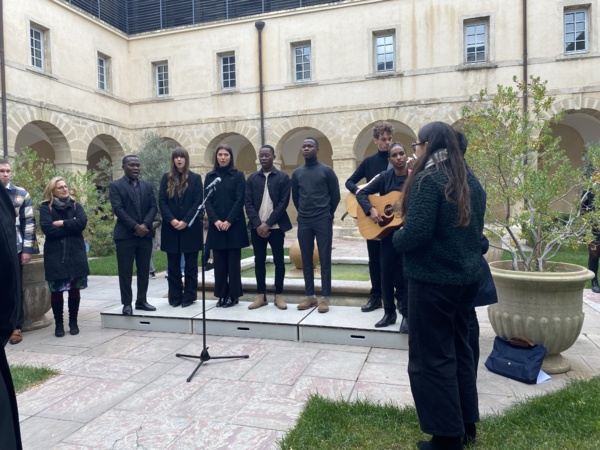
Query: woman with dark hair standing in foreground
159 147 203 307
205 144 249 308
393 122 485 450
39 177 90 337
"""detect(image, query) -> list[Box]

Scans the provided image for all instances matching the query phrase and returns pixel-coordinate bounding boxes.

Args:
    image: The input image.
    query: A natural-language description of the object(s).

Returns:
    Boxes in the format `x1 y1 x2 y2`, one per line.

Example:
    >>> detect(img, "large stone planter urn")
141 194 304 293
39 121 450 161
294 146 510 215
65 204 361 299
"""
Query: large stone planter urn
487 260 592 374
288 239 320 278
21 254 51 331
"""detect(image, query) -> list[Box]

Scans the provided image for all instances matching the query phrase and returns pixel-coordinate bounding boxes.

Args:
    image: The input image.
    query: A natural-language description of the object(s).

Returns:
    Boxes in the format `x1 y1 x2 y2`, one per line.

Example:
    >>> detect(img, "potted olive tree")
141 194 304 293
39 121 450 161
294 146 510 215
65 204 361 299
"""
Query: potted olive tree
461 76 600 373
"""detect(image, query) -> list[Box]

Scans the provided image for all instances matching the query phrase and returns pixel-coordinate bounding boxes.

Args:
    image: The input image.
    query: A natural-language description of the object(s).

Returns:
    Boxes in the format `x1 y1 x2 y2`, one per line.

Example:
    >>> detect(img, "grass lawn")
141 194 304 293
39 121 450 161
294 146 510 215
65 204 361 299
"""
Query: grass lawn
279 376 600 450
89 247 272 276
10 365 58 393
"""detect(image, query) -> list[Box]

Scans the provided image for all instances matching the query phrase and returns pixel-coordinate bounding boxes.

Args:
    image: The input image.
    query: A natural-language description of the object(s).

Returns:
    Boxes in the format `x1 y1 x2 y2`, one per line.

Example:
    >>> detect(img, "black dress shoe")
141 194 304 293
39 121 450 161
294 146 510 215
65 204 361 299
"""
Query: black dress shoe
181 300 194 308
222 297 239 308
400 316 409 334
361 296 382 312
216 297 225 307
122 305 133 316
375 311 397 328
592 278 600 293
135 301 156 311
170 302 182 308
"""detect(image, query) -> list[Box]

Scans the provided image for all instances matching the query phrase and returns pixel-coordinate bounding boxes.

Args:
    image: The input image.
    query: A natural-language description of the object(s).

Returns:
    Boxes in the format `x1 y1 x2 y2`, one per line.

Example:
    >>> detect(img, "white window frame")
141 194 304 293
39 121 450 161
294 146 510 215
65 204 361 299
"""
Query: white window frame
293 43 311 82
464 21 488 64
221 53 236 90
564 8 589 54
154 62 169 97
374 33 395 73
98 56 107 90
30 26 44 69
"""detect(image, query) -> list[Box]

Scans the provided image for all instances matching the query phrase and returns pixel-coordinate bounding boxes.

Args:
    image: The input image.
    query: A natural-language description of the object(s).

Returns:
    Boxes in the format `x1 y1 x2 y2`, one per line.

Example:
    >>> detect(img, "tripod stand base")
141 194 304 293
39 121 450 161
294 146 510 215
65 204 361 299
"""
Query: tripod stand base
176 347 249 382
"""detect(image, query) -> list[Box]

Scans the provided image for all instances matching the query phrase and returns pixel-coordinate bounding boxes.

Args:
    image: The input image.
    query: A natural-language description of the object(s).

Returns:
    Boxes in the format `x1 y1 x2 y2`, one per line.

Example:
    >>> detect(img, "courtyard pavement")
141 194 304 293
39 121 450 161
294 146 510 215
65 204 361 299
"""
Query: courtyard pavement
6 238 600 449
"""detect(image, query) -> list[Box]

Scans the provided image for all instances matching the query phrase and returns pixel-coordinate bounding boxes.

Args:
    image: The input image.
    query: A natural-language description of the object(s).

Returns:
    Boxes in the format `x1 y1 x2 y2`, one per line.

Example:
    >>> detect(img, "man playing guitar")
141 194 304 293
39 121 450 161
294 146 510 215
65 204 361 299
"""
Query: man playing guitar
356 143 410 332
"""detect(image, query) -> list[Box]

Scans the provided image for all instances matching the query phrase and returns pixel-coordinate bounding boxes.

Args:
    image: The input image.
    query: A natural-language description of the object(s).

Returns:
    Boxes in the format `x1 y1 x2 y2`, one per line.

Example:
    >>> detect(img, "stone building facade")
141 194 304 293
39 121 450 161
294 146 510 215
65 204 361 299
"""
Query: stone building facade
2 0 600 227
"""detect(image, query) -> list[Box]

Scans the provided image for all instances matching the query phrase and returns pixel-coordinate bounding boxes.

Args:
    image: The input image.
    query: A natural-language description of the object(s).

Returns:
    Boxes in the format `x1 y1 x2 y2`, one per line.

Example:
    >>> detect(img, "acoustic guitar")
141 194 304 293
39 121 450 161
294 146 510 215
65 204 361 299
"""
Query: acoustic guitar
344 174 381 219
356 191 403 240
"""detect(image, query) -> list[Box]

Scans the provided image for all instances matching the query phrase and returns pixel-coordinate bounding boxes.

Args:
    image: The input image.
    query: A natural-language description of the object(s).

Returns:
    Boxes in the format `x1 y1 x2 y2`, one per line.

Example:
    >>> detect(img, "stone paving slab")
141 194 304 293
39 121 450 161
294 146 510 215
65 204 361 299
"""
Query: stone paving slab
6 263 600 448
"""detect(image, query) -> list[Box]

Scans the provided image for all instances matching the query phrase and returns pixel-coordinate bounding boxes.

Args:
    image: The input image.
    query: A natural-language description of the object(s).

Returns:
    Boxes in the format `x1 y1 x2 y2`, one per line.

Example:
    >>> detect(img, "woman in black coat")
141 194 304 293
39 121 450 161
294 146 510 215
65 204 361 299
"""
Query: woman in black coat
205 144 249 308
159 147 203 307
39 177 89 338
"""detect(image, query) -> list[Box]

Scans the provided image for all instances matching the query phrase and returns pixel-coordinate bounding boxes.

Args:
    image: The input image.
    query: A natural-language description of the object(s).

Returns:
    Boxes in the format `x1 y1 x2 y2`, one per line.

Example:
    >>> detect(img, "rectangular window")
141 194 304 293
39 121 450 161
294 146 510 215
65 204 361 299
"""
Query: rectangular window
30 27 44 69
564 9 588 53
465 22 488 63
221 54 236 89
98 57 106 90
375 34 394 72
155 63 169 96
294 44 311 82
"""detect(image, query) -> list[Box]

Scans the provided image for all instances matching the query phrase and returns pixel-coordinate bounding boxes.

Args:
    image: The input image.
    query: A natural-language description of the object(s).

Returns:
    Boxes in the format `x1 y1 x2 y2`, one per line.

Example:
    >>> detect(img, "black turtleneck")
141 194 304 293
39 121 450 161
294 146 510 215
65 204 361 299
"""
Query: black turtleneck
345 150 390 193
291 156 340 223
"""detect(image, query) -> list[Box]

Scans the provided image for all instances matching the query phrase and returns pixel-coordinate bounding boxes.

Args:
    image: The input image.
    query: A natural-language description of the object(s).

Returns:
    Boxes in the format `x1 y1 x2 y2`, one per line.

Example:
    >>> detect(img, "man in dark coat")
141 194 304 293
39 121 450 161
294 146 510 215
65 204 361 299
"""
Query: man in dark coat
245 145 292 310
345 122 394 313
158 158 204 308
0 184 23 450
109 155 158 315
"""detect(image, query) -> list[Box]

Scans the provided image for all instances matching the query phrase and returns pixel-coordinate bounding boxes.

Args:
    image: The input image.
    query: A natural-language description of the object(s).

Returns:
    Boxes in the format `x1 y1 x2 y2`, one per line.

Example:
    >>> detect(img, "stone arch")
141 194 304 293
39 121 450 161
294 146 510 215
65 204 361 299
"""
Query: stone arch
205 133 257 176
86 134 126 174
269 115 342 158
13 120 71 168
275 127 334 171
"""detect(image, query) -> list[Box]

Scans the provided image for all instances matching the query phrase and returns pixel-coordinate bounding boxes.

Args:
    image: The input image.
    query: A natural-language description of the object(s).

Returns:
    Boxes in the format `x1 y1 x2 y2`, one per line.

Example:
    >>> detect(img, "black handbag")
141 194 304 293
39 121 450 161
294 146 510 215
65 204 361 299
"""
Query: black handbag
484 336 547 384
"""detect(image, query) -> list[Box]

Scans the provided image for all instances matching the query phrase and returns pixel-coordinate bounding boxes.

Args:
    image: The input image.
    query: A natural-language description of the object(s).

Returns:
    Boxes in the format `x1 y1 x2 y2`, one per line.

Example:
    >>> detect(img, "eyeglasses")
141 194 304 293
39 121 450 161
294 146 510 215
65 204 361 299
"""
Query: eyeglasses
411 142 425 149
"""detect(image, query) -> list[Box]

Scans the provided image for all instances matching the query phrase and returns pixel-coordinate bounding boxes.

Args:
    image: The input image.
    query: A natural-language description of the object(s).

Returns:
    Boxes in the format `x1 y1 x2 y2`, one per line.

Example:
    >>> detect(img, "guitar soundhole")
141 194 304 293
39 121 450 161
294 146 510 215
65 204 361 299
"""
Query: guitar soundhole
380 204 394 227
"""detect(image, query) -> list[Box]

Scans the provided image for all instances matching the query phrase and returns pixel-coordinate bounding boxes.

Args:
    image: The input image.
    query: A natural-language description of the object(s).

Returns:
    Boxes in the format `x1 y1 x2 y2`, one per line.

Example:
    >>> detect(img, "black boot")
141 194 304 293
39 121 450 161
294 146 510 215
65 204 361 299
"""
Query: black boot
399 316 409 334
592 278 600 293
375 310 397 328
417 435 463 450
68 297 80 335
361 295 382 312
51 300 65 338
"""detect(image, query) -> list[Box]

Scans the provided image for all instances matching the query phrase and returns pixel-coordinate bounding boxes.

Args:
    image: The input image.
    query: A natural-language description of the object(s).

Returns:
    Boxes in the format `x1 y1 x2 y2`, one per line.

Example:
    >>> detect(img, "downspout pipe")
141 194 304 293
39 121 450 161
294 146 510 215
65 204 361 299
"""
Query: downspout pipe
255 21 265 147
522 0 528 113
0 0 8 157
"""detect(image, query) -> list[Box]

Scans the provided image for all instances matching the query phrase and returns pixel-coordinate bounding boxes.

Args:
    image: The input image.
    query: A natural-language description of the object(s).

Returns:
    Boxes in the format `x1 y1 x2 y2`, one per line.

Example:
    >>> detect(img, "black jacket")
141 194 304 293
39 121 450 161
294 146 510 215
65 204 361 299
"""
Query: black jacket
159 171 204 253
205 168 250 250
39 199 90 281
244 167 292 233
109 176 157 241
345 150 390 194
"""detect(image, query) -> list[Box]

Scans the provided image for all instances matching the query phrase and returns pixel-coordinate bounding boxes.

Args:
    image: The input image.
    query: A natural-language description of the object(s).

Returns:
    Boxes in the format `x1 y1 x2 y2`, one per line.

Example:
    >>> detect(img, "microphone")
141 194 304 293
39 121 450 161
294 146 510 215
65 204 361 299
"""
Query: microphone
206 177 221 191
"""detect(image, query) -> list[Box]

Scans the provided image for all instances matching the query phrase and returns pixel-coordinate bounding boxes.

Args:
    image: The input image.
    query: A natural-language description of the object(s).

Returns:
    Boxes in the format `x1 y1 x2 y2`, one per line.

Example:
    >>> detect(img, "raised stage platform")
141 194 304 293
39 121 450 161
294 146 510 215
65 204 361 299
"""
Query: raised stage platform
100 298 408 350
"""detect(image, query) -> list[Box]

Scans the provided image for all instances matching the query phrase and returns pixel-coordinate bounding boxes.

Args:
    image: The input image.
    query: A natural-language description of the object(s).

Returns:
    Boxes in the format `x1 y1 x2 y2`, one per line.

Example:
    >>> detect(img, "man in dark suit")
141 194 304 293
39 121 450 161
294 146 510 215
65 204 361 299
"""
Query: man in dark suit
109 155 158 315
0 184 23 449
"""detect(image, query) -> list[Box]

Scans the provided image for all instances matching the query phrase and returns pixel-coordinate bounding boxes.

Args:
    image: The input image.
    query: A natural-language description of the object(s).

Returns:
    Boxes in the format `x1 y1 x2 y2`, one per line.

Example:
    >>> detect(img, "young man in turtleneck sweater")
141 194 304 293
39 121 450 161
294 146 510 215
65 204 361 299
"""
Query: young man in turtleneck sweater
292 137 340 313
345 121 394 313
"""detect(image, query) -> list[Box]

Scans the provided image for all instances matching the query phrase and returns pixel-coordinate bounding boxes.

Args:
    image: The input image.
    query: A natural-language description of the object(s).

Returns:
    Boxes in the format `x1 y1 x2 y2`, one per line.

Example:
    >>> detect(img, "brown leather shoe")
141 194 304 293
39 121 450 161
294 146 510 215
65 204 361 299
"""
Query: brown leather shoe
248 294 268 310
9 329 22 345
318 297 330 313
274 294 287 310
297 296 318 310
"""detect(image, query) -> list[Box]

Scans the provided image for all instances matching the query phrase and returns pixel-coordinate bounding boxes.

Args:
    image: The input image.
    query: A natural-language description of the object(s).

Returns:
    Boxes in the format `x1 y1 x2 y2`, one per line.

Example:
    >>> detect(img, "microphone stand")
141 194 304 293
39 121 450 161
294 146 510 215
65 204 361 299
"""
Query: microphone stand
176 185 249 382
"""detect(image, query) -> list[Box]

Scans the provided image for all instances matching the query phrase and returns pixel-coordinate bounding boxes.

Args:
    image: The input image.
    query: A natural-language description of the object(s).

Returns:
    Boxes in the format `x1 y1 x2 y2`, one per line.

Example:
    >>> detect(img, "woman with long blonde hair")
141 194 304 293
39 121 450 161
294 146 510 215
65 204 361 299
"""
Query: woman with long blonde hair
39 176 89 337
159 147 203 307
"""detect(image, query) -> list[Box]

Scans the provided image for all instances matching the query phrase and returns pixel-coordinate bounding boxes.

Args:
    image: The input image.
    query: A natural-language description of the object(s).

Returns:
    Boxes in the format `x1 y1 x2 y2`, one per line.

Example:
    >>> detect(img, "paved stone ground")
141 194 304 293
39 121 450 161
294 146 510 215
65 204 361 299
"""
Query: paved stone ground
6 238 600 449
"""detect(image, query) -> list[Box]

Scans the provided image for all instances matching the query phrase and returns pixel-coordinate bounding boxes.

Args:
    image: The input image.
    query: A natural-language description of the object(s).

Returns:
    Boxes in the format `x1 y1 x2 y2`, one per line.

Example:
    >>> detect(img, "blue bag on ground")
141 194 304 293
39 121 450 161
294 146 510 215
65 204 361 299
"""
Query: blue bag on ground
485 336 547 384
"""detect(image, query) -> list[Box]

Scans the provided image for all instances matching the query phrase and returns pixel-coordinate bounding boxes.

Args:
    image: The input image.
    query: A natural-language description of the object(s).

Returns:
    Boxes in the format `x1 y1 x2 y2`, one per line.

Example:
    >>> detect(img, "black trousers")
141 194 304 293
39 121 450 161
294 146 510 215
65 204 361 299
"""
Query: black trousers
468 308 480 375
251 229 285 295
213 248 243 299
407 278 480 437
297 218 333 297
0 341 22 449
380 235 407 316
366 239 382 297
115 238 152 306
167 251 199 305
16 259 24 328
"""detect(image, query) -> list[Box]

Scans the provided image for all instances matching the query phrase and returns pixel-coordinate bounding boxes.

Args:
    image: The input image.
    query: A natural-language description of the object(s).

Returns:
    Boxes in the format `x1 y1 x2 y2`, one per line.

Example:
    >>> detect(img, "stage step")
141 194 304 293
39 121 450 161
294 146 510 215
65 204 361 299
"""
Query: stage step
101 297 408 350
